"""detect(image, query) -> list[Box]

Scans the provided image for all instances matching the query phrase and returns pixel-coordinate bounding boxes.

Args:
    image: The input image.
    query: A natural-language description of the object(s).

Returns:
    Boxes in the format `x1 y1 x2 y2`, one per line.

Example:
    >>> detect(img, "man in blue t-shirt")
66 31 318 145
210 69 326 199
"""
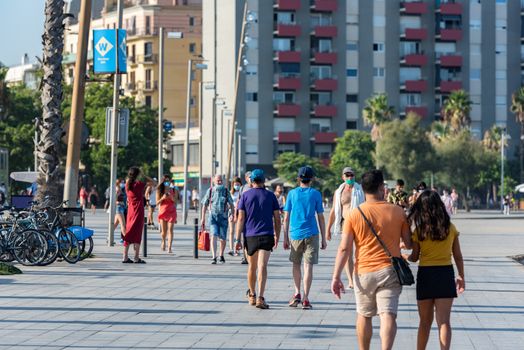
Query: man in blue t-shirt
236 169 281 310
283 166 326 310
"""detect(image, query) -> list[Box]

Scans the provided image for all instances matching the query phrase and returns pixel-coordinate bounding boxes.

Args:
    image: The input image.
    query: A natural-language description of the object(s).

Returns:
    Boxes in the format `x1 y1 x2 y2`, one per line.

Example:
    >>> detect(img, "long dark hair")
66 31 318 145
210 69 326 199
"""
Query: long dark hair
126 166 140 191
408 190 450 241
157 181 167 196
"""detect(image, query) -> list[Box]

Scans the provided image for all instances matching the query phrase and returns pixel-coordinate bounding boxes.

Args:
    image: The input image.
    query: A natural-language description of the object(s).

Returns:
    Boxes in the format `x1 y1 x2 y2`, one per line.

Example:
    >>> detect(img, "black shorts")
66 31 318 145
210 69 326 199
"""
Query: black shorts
416 265 457 300
245 234 274 256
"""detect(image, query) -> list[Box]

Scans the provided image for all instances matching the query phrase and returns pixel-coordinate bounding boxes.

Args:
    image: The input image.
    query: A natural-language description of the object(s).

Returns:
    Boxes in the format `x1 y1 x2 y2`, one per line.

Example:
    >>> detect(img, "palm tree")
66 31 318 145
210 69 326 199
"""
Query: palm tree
363 93 394 141
441 90 472 133
35 0 65 207
430 121 451 143
510 87 524 182
482 125 504 152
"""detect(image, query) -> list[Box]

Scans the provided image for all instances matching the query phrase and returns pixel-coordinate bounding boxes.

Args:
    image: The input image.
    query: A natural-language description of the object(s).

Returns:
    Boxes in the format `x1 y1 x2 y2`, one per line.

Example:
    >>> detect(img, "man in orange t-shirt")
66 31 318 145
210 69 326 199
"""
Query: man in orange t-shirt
331 170 412 350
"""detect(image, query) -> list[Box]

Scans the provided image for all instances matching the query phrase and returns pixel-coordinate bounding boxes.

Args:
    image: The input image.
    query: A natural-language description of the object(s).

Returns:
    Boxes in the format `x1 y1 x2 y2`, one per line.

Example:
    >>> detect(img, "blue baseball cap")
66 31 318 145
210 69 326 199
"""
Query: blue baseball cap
250 169 265 182
298 166 314 179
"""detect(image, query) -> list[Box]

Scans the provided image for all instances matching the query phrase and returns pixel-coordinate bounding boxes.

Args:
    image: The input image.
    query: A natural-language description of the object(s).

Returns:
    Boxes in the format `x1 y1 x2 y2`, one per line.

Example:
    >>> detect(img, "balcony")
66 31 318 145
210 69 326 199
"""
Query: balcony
314 132 337 143
439 80 462 93
312 105 337 117
126 82 137 92
275 51 301 63
402 28 428 40
401 79 427 92
278 132 301 143
311 52 337 64
439 2 462 15
137 54 158 64
273 0 301 11
437 29 462 41
401 54 427 66
312 25 338 37
310 0 337 12
439 54 462 67
400 2 428 15
275 103 301 117
274 24 301 37
128 56 137 66
274 76 301 90
404 106 428 118
311 78 338 91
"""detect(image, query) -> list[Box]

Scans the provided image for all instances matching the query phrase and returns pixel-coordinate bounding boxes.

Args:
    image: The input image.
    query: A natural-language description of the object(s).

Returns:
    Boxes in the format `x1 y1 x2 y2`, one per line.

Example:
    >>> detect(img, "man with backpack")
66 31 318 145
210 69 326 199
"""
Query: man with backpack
201 174 235 264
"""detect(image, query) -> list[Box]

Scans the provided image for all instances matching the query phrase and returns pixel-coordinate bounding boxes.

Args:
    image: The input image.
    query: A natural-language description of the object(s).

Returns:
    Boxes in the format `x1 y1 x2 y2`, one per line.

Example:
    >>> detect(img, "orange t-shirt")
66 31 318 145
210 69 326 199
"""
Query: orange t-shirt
343 201 409 274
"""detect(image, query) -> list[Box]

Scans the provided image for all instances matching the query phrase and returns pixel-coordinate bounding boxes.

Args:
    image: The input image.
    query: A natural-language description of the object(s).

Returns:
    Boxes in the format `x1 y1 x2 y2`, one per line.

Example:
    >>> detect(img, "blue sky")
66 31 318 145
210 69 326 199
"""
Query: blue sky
0 0 46 67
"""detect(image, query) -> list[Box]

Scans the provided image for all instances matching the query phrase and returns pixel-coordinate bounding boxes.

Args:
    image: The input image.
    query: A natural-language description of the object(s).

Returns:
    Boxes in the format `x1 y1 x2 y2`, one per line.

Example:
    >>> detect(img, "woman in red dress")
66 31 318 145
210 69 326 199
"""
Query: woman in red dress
122 166 153 263
157 180 178 253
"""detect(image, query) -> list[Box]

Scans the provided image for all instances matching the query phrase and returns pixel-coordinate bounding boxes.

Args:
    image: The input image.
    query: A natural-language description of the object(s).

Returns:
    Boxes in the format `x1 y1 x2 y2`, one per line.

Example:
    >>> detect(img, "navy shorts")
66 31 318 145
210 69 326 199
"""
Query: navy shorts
209 214 228 241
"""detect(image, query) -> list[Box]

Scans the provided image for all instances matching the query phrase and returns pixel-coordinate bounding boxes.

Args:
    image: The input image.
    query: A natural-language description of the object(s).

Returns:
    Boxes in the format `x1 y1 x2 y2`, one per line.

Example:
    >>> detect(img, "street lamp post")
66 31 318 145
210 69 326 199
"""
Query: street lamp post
182 59 207 224
158 27 164 183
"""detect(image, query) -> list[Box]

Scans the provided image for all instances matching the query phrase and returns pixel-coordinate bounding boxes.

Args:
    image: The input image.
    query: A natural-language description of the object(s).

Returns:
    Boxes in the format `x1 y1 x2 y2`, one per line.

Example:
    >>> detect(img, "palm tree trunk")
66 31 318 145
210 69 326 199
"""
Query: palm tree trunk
520 122 523 183
35 0 65 208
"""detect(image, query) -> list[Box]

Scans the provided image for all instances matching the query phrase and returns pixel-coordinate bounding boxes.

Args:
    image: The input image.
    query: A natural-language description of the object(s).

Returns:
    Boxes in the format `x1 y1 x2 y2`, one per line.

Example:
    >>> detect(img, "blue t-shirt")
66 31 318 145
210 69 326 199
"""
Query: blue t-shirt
284 187 324 240
237 187 280 237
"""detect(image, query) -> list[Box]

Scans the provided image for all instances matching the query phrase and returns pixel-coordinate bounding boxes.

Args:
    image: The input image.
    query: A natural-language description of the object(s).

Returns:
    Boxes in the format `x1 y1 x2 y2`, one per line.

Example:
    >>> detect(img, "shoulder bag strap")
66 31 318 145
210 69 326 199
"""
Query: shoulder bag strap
356 206 392 258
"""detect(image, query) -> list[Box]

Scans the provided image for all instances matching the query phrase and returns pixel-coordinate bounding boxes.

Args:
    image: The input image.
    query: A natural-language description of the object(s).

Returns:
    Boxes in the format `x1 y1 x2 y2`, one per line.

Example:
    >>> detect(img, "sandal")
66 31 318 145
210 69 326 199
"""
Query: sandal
122 258 133 264
134 258 146 264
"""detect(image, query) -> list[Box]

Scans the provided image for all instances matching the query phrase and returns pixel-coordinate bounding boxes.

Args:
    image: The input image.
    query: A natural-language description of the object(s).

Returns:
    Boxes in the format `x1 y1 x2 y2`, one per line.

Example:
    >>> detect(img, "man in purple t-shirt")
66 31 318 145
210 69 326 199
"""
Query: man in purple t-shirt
236 169 281 309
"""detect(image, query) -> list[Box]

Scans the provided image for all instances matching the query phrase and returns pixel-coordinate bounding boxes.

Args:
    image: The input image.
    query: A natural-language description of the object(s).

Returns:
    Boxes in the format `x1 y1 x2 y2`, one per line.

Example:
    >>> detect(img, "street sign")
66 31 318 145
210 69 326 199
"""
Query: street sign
105 108 129 147
117 29 127 73
93 29 127 74
163 120 173 132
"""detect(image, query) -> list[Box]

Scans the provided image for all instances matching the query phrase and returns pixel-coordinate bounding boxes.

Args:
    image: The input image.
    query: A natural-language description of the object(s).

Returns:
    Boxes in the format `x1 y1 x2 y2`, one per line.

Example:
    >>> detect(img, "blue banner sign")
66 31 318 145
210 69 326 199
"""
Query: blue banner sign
93 29 127 74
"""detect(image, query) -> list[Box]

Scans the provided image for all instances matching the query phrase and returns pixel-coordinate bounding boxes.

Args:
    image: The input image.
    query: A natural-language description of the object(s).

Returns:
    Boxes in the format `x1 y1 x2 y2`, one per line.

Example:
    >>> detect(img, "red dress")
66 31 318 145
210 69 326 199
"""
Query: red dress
158 191 177 223
124 180 146 245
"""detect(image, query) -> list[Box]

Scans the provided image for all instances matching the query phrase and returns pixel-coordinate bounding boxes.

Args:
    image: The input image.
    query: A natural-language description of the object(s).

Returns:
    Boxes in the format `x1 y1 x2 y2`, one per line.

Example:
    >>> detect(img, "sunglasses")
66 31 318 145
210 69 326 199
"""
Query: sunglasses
344 173 355 177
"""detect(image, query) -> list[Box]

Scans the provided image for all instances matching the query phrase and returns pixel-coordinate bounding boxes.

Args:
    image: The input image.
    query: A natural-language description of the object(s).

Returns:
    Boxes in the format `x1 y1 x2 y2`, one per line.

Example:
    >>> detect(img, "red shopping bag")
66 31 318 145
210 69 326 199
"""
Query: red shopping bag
198 230 210 251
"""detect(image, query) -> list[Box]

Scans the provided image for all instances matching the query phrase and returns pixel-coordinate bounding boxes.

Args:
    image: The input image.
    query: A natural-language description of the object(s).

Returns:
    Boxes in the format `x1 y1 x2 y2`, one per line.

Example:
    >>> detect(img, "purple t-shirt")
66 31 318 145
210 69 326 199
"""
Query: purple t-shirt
237 187 280 237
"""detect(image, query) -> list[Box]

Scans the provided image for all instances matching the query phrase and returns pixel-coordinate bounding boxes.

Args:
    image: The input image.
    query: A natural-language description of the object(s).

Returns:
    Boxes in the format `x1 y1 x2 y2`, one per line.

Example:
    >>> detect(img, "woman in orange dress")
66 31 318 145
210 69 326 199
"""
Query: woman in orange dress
157 180 178 253
122 167 153 263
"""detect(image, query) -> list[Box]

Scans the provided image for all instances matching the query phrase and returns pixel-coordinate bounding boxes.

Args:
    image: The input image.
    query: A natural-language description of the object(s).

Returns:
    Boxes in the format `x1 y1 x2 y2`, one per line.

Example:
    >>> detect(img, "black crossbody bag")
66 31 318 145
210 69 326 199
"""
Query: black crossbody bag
357 207 415 286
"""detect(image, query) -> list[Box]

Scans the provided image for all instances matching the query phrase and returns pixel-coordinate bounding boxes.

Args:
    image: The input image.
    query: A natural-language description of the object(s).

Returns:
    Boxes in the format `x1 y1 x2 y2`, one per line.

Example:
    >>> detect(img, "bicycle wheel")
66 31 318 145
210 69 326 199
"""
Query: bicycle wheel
38 229 60 266
56 228 80 264
79 236 94 261
12 229 48 266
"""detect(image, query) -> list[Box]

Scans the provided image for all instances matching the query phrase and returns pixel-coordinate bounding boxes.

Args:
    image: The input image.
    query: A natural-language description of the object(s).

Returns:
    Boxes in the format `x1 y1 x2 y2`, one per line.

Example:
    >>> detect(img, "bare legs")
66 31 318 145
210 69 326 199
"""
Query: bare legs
159 219 167 251
210 235 225 259
356 313 397 350
246 250 271 298
114 213 125 238
417 299 453 350
167 222 174 253
292 261 314 302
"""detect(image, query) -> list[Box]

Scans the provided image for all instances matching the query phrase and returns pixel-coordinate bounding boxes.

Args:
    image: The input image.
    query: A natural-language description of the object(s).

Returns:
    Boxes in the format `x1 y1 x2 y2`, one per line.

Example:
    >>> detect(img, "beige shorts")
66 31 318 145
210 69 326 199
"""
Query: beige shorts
289 234 319 264
354 266 402 317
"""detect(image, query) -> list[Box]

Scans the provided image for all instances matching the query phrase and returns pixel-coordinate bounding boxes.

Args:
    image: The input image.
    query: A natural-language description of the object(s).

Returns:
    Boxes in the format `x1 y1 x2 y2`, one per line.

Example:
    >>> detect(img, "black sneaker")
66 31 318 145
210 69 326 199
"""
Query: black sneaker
219 256 226 263
211 257 217 264
241 258 248 264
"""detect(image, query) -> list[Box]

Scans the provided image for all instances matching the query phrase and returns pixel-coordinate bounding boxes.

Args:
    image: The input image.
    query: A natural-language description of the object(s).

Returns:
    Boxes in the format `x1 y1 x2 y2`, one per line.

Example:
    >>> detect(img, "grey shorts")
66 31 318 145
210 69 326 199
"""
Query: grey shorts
289 234 319 264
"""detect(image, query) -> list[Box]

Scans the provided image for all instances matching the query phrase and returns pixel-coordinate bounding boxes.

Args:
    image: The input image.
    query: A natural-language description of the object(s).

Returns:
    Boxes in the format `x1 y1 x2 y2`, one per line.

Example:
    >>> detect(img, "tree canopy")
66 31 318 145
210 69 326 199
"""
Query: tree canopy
329 130 375 181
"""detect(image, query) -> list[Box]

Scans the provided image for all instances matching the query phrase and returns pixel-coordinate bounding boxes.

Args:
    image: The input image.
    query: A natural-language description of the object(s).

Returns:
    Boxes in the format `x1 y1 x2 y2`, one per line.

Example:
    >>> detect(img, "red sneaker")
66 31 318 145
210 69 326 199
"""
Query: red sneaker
302 300 312 310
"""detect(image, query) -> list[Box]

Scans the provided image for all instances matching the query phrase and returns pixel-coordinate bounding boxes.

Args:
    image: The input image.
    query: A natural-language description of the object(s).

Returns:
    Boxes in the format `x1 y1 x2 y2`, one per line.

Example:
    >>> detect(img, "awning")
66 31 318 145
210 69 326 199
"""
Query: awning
10 171 38 183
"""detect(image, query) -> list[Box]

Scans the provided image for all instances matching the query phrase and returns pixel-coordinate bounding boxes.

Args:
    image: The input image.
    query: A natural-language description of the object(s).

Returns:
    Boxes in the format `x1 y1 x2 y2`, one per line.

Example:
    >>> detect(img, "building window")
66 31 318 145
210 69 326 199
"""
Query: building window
144 42 153 60
189 16 195 26
346 94 358 103
310 65 332 80
276 143 297 155
273 38 295 51
274 12 295 24
311 118 331 133
496 70 506 80
172 144 183 166
313 144 333 160
347 121 357 130
145 16 151 35
246 92 258 102
346 69 358 77
145 95 152 108
189 43 196 53
373 67 385 77
347 42 358 51
373 43 385 52
373 16 385 27
310 92 332 106
496 96 506 105
273 91 295 104
189 143 199 166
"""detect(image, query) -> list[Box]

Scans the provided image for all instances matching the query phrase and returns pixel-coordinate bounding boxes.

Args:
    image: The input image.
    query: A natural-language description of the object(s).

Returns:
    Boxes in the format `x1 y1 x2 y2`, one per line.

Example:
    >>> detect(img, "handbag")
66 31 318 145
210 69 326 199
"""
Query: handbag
198 230 210 251
357 207 414 286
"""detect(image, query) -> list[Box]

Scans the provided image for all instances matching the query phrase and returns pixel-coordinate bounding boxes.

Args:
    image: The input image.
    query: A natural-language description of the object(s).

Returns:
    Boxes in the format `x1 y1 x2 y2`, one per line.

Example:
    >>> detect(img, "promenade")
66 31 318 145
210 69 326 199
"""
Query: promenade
0 210 522 349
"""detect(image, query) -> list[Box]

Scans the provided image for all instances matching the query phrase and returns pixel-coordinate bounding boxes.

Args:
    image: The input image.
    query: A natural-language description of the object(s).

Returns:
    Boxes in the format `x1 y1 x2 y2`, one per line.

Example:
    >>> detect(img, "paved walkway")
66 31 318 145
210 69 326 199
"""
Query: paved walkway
0 210 522 349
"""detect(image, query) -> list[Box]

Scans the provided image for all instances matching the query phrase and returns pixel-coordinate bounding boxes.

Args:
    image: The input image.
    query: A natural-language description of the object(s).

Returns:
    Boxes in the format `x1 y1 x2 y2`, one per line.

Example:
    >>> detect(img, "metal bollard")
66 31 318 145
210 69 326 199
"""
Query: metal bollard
142 222 148 257
193 217 199 259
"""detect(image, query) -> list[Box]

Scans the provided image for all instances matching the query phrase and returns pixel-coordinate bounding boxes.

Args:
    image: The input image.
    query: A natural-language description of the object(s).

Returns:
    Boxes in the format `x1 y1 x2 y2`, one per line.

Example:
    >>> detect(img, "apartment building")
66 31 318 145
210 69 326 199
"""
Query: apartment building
202 0 347 179
63 0 203 176
202 0 523 181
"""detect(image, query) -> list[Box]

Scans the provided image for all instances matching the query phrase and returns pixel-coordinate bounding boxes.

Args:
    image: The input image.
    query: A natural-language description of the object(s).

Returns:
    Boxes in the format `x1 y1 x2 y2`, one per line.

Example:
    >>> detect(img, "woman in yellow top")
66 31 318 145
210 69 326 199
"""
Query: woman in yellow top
407 190 465 350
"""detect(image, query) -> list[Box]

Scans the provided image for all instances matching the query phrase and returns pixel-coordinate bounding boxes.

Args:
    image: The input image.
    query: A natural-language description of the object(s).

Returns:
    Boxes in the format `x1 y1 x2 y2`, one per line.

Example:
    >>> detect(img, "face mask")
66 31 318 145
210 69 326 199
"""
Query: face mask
120 183 125 189
164 182 170 187
234 184 241 191
345 179 355 186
